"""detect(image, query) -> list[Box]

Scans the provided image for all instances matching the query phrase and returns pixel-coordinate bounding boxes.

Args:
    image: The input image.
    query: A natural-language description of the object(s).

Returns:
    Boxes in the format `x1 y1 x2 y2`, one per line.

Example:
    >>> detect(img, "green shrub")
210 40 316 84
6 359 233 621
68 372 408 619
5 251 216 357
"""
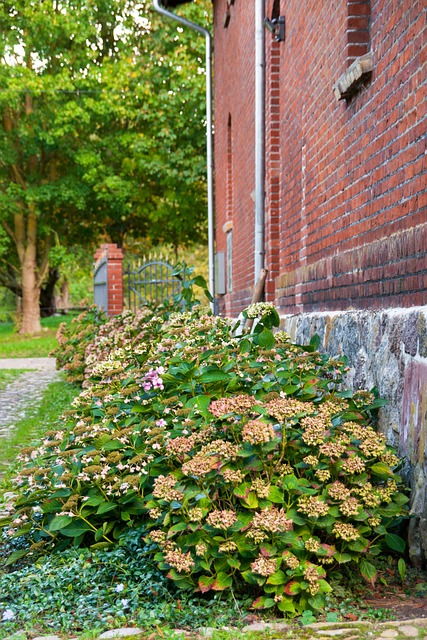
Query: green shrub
1 303 408 618
51 262 211 386
52 304 107 384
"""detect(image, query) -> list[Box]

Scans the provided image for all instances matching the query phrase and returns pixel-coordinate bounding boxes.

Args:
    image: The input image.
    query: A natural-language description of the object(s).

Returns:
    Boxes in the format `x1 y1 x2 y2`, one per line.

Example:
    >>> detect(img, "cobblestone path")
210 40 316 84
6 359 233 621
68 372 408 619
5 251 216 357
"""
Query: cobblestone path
0 358 59 436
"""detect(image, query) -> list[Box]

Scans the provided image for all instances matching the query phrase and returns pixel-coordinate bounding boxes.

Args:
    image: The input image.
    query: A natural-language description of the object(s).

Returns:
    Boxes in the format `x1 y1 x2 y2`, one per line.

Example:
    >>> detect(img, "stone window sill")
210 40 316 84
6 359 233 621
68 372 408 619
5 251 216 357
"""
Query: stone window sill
333 52 373 101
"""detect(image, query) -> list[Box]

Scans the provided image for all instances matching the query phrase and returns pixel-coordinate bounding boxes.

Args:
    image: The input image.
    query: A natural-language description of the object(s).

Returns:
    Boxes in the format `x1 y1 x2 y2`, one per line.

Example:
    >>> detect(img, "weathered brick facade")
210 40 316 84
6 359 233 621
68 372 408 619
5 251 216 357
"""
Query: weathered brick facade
213 0 426 316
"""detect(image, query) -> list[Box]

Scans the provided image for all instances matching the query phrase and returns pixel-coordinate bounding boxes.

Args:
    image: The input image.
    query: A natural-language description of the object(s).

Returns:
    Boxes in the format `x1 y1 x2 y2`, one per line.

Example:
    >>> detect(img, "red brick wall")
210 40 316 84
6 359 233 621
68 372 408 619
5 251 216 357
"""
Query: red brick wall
214 0 256 316
213 0 427 314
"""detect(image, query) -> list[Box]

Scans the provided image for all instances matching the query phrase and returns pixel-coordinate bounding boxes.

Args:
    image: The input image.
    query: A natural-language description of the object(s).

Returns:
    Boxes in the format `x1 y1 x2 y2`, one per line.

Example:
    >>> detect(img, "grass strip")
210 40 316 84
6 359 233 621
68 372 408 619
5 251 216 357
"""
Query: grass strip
0 375 80 477
0 313 79 358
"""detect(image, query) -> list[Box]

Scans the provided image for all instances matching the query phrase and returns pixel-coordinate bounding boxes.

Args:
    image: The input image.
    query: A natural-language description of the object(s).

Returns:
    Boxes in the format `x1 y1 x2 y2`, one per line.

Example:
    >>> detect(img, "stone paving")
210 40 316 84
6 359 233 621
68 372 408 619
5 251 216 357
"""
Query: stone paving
0 358 59 437
4 618 427 639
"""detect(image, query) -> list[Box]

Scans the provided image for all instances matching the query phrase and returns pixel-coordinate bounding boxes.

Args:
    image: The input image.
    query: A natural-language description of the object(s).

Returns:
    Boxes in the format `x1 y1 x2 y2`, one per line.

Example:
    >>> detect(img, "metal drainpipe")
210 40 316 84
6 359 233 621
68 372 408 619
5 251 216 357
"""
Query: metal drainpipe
254 0 266 288
152 0 215 312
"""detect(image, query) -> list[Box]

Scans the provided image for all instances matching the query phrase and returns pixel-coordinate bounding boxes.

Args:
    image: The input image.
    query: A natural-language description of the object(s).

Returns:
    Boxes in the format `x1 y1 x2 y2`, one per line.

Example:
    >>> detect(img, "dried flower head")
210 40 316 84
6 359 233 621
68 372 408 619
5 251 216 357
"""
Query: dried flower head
206 510 238 530
164 548 195 573
242 420 276 445
251 554 277 576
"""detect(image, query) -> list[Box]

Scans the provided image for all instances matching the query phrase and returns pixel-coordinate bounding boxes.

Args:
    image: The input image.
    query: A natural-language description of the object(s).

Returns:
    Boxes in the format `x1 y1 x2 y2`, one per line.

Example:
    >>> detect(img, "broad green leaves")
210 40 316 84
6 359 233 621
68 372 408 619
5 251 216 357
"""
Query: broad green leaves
2 303 409 621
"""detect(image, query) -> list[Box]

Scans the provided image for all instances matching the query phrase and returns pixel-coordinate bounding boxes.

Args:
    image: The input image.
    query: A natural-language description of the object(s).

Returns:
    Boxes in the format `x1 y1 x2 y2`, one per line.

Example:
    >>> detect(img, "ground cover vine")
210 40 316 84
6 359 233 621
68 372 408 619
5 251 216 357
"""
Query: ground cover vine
0 291 408 622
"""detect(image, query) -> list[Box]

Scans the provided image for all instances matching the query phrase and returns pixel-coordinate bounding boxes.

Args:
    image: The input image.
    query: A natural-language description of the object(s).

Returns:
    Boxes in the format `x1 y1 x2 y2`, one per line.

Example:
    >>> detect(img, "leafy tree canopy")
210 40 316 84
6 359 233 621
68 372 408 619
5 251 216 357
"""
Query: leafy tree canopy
0 0 211 331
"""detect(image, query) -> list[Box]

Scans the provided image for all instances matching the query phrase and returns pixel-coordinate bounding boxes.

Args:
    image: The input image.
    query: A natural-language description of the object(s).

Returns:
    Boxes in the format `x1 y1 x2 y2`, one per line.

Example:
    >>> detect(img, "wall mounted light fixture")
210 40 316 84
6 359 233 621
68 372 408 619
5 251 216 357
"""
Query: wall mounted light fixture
264 15 285 42
264 0 285 42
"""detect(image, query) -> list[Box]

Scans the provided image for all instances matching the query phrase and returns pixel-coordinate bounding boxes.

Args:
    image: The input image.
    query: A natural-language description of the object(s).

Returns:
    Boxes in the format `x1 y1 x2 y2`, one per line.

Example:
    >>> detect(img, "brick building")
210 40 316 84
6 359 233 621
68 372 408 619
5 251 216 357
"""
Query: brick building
157 1 427 562
213 0 426 316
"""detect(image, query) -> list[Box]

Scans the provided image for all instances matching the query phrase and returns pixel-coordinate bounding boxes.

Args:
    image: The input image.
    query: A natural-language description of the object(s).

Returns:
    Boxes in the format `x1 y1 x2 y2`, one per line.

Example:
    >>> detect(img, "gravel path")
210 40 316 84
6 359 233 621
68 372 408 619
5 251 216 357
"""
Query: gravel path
0 358 59 435
5 618 427 639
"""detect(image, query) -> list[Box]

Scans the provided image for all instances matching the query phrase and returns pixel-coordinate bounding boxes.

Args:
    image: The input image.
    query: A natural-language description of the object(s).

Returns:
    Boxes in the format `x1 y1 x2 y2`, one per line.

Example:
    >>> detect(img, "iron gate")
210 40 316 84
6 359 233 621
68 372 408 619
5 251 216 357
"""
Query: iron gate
125 258 181 311
94 252 108 313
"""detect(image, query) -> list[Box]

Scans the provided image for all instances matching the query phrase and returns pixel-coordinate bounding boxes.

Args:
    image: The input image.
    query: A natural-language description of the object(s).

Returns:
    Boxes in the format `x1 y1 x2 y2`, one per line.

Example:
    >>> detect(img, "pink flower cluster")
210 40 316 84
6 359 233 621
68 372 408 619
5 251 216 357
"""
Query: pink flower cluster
142 367 165 393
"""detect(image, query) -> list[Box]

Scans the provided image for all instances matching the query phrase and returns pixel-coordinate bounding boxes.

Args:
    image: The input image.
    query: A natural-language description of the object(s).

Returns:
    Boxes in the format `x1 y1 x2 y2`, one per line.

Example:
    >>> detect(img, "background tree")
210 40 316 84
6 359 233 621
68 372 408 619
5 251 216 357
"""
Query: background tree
0 0 211 332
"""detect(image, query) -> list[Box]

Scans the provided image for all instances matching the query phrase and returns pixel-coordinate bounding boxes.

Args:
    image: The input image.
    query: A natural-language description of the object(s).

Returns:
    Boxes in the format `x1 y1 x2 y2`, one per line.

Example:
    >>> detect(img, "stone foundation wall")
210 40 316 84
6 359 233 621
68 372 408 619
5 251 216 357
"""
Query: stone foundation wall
280 306 427 566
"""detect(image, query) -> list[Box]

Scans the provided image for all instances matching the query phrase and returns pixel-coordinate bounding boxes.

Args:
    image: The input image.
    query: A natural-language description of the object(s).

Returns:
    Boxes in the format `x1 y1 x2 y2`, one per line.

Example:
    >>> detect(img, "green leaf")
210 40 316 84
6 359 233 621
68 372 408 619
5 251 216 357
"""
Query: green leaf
131 405 146 413
212 571 233 591
283 384 300 395
267 486 284 503
84 495 105 507
284 580 302 595
266 570 286 585
234 483 250 500
186 395 211 413
5 549 31 566
251 596 275 609
308 593 326 611
168 521 188 534
198 369 231 383
308 334 320 351
360 559 378 585
257 328 275 349
385 533 406 553
318 579 333 593
48 515 73 531
242 491 259 509
90 542 113 550
61 520 93 537
226 557 240 569
326 612 340 622
101 440 124 451
241 570 259 585
198 575 215 593
96 501 117 515
398 558 406 581
281 474 300 491
348 537 369 552
277 597 296 614
370 462 393 477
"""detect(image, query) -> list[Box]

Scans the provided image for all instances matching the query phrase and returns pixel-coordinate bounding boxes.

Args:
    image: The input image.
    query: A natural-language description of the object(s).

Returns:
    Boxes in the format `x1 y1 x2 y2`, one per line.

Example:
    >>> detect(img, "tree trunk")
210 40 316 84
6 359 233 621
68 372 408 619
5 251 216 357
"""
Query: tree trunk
20 249 41 334
56 279 69 312
17 209 43 334
40 267 59 317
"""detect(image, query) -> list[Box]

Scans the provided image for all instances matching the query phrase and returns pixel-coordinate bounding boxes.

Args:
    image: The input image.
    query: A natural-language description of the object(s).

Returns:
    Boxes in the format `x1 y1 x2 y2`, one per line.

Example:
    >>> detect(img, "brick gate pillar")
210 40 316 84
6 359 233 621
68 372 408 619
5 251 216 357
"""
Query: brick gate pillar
94 243 124 316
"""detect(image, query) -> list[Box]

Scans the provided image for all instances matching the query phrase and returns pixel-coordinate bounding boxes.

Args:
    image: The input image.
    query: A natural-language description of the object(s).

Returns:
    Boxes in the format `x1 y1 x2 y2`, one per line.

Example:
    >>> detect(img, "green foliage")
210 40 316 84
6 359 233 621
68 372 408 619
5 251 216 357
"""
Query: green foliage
0 0 212 329
1 302 408 618
397 557 406 583
0 526 247 636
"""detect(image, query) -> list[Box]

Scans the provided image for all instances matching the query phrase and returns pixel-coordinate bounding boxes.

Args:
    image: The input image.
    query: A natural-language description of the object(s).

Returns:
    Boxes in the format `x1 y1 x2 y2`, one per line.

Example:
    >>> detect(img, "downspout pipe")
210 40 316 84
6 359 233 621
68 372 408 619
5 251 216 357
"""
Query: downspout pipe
254 0 265 287
152 0 215 311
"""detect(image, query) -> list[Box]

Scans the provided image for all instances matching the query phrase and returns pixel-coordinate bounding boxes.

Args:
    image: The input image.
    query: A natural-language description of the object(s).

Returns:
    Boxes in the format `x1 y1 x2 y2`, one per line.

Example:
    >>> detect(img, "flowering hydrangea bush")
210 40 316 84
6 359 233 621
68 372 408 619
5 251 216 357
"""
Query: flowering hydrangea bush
51 304 108 384
51 262 211 386
1 301 408 618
